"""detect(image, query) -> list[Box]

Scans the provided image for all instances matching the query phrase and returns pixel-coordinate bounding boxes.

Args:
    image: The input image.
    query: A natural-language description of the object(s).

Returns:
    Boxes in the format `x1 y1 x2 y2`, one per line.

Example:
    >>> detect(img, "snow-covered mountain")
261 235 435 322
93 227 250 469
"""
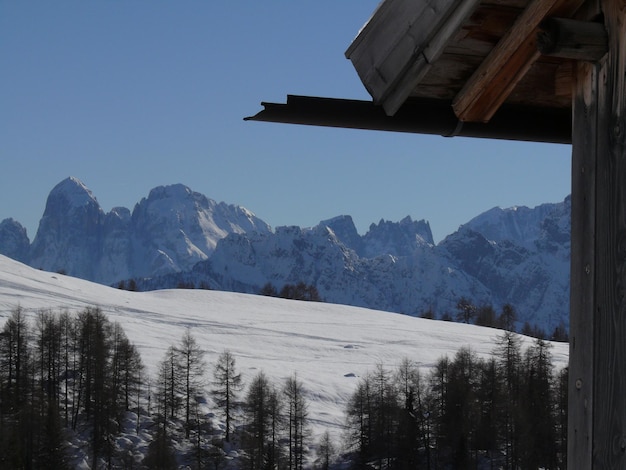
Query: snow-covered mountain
0 177 571 334
188 199 569 333
441 197 571 331
193 220 492 320
0 254 569 467
16 177 271 284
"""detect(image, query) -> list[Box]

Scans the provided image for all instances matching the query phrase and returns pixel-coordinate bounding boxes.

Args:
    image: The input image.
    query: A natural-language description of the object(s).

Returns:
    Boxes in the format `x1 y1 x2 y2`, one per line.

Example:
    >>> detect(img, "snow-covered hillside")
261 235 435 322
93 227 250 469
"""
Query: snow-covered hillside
0 177 572 334
0 254 568 451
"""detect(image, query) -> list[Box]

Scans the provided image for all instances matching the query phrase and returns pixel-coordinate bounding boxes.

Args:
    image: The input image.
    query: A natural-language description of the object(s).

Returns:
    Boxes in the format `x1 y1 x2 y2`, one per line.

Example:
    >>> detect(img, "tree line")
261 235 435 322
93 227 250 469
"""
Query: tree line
260 282 321 302
422 297 569 343
344 331 568 469
0 306 143 469
0 306 324 469
0 305 567 469
118 275 568 343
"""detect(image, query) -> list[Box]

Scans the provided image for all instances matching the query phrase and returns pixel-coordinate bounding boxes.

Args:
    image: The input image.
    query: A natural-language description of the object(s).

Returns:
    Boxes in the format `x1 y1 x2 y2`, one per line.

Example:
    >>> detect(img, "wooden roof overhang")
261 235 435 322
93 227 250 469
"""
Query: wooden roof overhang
246 0 607 144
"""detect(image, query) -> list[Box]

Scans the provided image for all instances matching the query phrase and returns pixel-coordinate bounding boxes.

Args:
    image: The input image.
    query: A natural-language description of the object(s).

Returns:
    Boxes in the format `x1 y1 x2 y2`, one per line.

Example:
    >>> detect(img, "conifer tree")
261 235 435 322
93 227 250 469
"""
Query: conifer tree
315 430 335 470
213 350 243 442
499 303 518 331
284 374 309 470
475 303 498 327
345 373 373 465
155 345 181 433
393 358 423 469
143 426 178 470
1 305 30 409
474 356 501 461
243 371 264 468
265 383 284 469
455 297 476 324
440 347 480 467
371 363 398 468
176 329 206 438
519 338 557 469
428 355 450 465
555 366 568 468
494 330 523 468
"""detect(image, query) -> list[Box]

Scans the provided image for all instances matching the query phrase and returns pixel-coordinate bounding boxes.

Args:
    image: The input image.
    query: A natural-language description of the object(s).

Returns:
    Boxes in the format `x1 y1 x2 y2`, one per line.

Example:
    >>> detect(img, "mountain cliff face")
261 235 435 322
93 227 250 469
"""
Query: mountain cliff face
0 218 30 263
128 184 269 279
0 177 571 333
190 204 569 333
196 217 491 317
450 197 571 330
20 177 271 284
29 177 105 279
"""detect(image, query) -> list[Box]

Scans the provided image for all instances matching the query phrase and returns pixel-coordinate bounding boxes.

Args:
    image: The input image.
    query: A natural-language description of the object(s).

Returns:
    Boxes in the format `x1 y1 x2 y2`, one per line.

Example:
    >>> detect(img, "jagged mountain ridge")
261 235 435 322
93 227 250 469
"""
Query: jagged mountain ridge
8 177 271 284
0 177 570 333
186 200 569 333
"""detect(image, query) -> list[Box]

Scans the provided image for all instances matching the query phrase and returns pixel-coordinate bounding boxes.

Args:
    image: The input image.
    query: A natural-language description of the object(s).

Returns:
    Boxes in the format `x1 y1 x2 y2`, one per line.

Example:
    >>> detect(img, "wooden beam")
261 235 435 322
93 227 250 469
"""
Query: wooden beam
345 0 480 117
452 0 585 123
380 0 481 116
538 18 608 61
569 0 626 467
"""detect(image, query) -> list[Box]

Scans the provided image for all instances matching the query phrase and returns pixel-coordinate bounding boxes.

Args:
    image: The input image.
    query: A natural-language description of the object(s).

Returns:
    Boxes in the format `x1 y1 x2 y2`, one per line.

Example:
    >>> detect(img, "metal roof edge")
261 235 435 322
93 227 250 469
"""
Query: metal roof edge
245 95 572 144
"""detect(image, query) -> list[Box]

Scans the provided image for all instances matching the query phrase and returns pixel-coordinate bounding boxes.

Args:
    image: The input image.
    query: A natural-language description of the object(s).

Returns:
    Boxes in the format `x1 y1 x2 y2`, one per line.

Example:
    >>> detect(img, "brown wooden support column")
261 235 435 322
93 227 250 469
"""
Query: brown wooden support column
570 1 626 467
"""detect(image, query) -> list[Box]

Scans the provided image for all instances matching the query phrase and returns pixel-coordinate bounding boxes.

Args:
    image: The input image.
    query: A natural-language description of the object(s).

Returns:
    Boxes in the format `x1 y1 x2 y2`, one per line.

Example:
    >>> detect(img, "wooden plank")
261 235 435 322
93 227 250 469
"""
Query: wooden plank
590 1 626 465
446 4 524 57
569 59 597 470
481 0 532 7
452 0 585 122
569 1 626 467
346 0 453 105
346 0 481 116
506 58 572 106
554 61 574 97
411 53 571 108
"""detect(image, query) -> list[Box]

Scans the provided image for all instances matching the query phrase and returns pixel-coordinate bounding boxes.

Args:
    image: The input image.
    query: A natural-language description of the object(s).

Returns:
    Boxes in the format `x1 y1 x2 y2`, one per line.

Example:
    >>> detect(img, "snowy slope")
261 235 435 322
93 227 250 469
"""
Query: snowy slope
0 254 568 448
0 179 572 334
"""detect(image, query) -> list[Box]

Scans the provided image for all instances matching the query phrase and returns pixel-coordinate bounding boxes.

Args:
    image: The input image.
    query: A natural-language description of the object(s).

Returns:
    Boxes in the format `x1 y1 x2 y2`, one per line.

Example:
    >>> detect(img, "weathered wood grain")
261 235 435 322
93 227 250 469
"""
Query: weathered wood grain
345 0 481 116
569 0 626 467
537 18 608 61
452 0 585 122
590 0 626 465
569 59 597 470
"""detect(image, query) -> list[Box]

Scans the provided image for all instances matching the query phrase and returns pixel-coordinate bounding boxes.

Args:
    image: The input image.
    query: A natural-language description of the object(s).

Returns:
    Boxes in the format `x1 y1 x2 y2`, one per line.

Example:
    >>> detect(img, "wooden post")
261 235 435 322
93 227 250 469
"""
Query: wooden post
570 1 626 467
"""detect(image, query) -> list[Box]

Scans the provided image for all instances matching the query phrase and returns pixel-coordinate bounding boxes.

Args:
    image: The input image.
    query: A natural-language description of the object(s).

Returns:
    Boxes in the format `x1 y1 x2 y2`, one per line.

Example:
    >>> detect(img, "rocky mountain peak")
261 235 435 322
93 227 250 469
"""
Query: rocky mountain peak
29 177 104 279
0 218 30 263
362 216 434 258
17 178 271 284
319 215 364 254
0 176 571 334
47 176 101 212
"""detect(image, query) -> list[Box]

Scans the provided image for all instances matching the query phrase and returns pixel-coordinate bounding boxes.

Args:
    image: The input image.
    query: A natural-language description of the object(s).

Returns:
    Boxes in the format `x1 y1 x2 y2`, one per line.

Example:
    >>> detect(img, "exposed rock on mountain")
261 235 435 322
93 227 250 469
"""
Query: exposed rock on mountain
0 177 571 333
29 177 105 279
0 218 30 263
23 177 271 284
188 201 570 333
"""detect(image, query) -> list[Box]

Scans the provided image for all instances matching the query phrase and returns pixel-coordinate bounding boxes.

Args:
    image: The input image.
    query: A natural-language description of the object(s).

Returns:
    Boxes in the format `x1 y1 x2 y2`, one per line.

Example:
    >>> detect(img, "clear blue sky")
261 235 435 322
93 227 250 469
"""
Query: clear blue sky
0 1 571 243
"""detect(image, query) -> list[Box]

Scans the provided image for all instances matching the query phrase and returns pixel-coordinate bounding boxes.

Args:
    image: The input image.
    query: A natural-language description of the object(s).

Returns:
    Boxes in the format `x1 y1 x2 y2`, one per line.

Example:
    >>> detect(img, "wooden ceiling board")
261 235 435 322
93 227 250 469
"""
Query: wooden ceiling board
345 0 591 122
